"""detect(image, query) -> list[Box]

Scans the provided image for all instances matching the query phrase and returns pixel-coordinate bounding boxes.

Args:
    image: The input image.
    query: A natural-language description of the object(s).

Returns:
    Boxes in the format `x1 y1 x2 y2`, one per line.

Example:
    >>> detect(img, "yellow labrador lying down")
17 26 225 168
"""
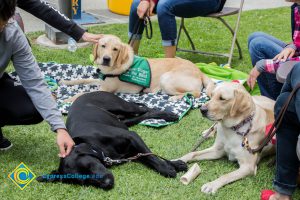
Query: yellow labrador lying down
176 82 275 194
60 35 213 102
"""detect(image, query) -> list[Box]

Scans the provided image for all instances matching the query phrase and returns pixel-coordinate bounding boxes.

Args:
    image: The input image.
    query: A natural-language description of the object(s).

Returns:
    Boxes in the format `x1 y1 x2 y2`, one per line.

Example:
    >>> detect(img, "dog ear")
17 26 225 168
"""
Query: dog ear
36 170 63 183
206 81 216 98
93 43 99 62
230 89 252 117
115 43 133 68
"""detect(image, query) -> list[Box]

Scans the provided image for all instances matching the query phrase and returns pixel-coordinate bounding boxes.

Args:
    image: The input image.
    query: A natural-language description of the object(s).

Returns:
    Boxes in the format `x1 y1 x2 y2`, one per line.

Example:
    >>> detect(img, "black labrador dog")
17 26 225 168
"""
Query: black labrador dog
37 92 187 189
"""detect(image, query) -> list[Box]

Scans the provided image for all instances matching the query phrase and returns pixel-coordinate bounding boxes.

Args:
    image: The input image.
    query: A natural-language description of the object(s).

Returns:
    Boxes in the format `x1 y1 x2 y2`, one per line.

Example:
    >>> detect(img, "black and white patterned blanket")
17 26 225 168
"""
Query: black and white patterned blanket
10 63 209 127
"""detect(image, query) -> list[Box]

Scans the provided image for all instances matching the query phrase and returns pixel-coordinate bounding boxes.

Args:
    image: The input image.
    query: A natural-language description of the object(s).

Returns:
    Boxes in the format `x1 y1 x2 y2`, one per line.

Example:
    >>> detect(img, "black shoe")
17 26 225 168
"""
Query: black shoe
0 137 13 150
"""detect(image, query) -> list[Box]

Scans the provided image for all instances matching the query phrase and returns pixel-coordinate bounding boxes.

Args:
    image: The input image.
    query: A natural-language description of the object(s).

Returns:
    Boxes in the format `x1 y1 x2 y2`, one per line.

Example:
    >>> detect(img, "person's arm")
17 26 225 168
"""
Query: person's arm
273 4 298 62
17 0 84 41
12 33 65 131
247 59 279 90
255 59 279 74
10 22 74 156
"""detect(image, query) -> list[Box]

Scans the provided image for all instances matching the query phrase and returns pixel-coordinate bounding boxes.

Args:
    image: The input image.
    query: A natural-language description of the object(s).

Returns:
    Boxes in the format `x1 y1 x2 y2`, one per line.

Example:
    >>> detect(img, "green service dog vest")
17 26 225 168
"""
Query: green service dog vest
98 56 151 88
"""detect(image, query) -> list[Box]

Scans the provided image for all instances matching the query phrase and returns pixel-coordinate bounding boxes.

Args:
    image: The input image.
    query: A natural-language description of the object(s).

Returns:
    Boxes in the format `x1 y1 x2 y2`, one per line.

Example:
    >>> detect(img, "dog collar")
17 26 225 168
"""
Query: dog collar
73 144 133 167
73 144 116 166
230 112 255 136
96 69 119 81
97 56 151 88
230 112 256 152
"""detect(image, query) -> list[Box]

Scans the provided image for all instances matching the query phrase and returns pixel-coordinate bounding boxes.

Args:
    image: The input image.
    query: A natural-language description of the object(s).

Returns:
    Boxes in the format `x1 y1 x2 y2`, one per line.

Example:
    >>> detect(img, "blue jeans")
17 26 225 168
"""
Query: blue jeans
273 64 300 196
129 0 222 46
248 32 284 100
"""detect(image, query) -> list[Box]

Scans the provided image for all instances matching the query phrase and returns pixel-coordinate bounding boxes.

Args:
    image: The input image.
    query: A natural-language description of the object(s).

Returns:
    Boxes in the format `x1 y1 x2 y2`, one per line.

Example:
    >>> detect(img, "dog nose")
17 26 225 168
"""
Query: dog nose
200 105 208 115
101 173 114 190
102 56 111 66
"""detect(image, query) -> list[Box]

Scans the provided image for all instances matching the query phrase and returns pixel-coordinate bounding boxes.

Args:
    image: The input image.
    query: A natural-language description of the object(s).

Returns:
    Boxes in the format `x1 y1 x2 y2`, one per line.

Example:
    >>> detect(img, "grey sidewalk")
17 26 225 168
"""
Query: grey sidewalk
20 0 292 33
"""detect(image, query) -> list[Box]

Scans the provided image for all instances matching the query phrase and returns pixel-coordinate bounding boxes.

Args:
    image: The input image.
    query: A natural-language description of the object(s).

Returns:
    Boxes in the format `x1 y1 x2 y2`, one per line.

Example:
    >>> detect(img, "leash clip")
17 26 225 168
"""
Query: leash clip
103 157 113 166
103 156 123 166
144 19 148 26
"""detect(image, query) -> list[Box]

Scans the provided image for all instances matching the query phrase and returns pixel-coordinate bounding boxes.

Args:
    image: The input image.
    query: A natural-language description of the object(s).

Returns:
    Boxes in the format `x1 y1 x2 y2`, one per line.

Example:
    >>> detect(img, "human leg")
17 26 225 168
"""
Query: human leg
269 66 300 198
248 32 286 64
271 92 300 197
248 32 286 99
128 0 145 54
156 0 221 57
0 73 43 150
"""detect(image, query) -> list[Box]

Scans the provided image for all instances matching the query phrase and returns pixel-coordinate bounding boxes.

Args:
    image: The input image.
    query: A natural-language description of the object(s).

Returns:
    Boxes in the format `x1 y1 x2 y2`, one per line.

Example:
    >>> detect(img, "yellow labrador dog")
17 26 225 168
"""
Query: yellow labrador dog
60 35 213 102
176 82 275 194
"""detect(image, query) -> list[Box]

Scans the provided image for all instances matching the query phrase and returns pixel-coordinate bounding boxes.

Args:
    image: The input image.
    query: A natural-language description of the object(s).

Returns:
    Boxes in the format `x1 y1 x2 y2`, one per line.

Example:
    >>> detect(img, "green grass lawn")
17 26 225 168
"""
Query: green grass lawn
1 7 300 200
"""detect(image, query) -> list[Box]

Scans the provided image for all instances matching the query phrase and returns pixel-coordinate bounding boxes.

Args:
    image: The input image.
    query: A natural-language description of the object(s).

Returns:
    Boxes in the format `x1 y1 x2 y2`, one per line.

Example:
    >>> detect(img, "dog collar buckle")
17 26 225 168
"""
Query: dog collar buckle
231 112 255 136
103 157 114 166
102 153 123 166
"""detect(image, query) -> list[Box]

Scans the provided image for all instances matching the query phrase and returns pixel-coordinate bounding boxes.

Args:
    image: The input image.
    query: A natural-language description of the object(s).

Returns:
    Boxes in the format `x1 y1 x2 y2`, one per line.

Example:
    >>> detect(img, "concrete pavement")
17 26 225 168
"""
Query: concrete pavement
20 0 292 33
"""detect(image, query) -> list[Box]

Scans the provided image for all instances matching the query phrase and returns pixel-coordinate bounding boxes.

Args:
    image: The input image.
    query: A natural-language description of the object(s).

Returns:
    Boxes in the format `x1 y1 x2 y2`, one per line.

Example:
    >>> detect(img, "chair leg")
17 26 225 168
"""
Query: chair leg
176 18 196 51
216 17 243 62
176 13 244 65
176 18 183 50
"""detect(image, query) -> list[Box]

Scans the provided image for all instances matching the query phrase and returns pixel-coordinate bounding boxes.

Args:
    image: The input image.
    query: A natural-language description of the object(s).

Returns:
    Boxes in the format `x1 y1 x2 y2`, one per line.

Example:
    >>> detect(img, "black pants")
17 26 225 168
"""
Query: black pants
0 73 43 139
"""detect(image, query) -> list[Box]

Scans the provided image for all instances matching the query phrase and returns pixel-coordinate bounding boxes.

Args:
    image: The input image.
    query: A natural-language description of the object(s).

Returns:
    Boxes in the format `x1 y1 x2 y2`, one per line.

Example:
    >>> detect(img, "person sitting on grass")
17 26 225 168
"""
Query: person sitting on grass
128 0 226 58
248 0 300 100
0 0 74 157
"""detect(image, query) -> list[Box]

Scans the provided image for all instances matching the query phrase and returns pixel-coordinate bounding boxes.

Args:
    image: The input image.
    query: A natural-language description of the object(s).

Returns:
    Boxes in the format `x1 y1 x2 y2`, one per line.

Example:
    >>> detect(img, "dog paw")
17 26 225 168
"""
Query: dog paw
162 112 178 122
58 80 66 85
157 161 177 178
63 98 74 103
170 160 188 172
146 109 179 122
168 96 181 102
201 181 220 194
171 155 190 163
201 129 215 138
160 167 177 178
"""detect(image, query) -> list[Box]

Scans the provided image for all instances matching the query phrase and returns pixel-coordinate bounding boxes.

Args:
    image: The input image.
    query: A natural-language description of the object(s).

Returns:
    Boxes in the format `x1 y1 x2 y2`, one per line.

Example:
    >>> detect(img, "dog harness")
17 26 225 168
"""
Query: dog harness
98 56 151 88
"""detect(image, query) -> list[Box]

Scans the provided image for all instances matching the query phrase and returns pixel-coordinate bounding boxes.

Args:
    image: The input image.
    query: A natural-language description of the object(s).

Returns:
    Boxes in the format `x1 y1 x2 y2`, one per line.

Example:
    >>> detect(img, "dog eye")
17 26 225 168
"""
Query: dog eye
101 45 106 48
113 48 118 51
219 96 226 101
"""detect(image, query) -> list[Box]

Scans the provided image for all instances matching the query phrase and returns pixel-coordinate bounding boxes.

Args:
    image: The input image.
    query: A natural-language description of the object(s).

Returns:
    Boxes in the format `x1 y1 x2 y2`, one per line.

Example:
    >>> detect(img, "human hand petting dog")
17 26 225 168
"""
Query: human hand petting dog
81 32 103 43
137 0 155 18
247 67 261 90
56 129 75 158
